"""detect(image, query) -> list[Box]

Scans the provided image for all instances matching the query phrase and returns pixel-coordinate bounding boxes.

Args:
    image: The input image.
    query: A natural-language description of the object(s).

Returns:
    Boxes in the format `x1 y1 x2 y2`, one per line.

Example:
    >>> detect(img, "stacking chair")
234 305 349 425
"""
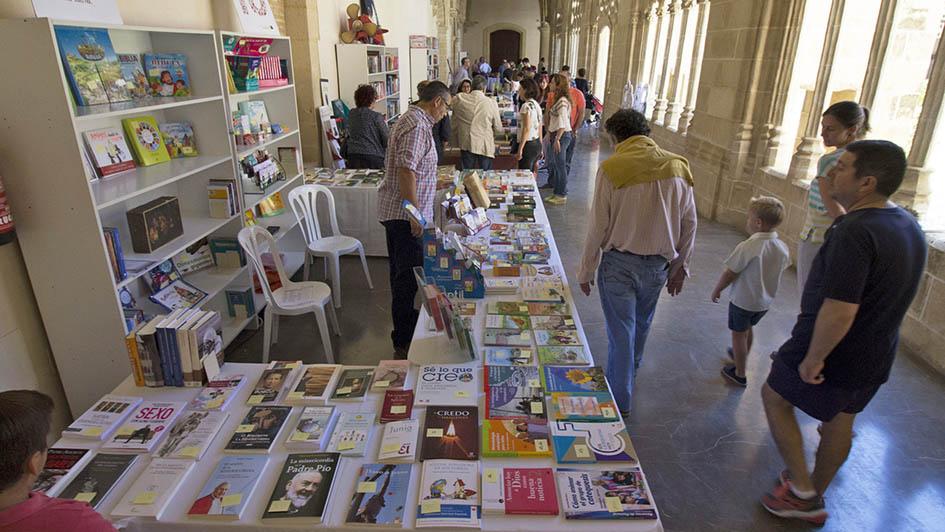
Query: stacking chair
287 184 373 308
238 225 340 363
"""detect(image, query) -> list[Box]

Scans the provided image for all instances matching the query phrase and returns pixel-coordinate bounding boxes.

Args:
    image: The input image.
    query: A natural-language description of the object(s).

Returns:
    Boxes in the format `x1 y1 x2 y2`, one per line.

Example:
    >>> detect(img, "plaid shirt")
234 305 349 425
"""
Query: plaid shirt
377 105 438 223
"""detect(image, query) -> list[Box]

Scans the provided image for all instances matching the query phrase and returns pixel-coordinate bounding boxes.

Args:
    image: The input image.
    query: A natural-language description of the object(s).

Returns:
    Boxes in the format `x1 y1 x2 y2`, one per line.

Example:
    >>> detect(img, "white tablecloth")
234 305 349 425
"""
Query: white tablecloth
319 184 387 257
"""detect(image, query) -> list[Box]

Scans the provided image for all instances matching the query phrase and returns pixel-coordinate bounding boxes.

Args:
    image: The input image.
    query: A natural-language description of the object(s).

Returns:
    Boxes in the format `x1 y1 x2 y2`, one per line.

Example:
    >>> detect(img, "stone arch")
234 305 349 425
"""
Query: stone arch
482 22 528 64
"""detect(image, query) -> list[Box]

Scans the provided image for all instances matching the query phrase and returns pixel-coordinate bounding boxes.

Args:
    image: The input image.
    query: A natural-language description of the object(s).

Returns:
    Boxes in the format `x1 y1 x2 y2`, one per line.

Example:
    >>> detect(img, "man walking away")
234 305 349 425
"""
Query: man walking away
450 75 503 171
577 109 697 417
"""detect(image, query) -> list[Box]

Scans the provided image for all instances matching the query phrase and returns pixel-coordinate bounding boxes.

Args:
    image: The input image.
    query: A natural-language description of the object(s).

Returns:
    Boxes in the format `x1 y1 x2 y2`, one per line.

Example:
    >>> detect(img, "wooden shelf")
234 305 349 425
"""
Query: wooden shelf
92 155 232 209
74 95 223 121
236 128 299 159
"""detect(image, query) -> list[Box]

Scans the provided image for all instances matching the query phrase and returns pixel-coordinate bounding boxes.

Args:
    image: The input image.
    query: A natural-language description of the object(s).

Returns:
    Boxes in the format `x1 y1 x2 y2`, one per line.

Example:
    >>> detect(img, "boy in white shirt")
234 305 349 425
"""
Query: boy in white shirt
711 196 791 386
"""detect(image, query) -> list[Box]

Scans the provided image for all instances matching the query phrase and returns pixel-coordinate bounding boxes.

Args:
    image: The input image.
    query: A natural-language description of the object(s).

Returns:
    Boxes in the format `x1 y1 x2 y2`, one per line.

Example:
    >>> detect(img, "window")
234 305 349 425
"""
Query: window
596 26 611 100
570 29 580 68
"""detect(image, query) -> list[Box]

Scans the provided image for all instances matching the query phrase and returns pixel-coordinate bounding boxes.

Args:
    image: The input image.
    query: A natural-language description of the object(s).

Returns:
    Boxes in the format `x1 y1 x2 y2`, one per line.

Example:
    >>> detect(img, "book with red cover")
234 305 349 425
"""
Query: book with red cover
380 389 414 423
420 406 479 460
504 468 559 515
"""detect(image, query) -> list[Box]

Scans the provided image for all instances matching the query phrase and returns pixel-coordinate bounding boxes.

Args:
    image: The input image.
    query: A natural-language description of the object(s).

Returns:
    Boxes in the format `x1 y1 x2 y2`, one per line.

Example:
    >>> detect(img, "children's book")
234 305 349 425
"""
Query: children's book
537 346 591 366
144 53 191 96
286 365 341 404
237 100 270 133
54 26 127 105
483 347 534 366
224 405 292 452
62 395 142 440
32 448 92 496
378 418 420 463
121 115 171 166
190 375 245 411
527 302 570 316
484 329 533 347
485 314 531 330
556 468 658 520
345 463 412 526
110 458 195 519
82 126 135 177
548 392 620 422
481 419 552 458
188 455 268 519
420 406 479 461
247 368 295 404
486 301 531 316
379 389 414 423
326 411 373 456
285 406 337 450
58 453 139 510
551 420 638 464
159 122 198 158
529 315 578 331
149 279 207 311
370 359 412 391
533 330 582 347
415 460 480 528
414 365 479 407
154 410 229 460
331 366 375 401
261 453 342 524
542 366 610 393
117 53 149 99
101 400 186 453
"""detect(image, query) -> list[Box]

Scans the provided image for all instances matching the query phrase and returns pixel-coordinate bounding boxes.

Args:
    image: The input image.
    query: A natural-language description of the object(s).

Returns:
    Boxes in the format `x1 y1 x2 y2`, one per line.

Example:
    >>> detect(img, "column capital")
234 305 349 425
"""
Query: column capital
681 0 694 9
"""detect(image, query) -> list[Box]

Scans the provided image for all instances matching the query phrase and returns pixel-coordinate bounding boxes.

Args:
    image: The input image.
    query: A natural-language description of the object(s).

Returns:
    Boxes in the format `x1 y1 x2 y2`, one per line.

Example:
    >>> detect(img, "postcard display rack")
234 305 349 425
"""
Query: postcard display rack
0 19 306 416
335 43 402 124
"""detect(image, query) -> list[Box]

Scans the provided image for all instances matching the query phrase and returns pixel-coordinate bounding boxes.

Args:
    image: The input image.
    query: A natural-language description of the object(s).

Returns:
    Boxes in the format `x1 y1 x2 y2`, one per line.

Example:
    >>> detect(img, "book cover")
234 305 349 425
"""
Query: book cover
331 367 375 401
190 375 245 411
285 406 337 450
484 366 545 421
556 468 658 520
247 368 294 404
121 115 171 166
159 122 198 158
54 26 126 105
149 279 207 312
483 347 534 366
101 400 186 453
548 392 620 422
118 53 149 99
62 395 142 440
485 314 531 330
379 389 414 423
486 301 531 316
144 53 191 97
58 453 139 510
371 359 412 391
416 460 480 528
190 311 223 385
421 406 479 461
481 466 506 514
110 458 195 519
481 419 552 458
484 329 533 347
530 315 578 331
503 468 559 515
345 463 412 525
527 302 570 316
32 448 91 496
224 406 292 452
414 365 478 407
82 126 135 177
237 100 270 133
173 238 213 275
257 192 285 217
537 346 591 366
262 453 341 523
286 365 341 404
378 418 419 462
542 366 610 393
155 410 229 460
188 455 268 519
326 411 373 456
551 421 638 464
534 330 582 347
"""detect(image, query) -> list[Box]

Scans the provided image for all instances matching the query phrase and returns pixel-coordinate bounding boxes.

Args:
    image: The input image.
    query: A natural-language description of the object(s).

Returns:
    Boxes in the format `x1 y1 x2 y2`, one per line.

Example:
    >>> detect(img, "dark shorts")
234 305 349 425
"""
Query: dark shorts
728 302 767 332
766 355 882 422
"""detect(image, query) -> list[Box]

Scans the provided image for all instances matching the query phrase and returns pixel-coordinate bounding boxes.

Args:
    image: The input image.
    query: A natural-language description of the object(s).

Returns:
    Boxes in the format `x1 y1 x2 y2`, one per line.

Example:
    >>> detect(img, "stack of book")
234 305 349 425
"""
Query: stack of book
102 227 126 282
207 179 238 218
125 309 224 388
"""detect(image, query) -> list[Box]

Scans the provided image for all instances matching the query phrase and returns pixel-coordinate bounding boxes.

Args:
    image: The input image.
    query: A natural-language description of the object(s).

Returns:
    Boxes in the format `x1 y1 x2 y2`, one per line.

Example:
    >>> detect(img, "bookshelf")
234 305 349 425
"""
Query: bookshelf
336 43 402 122
409 43 439 101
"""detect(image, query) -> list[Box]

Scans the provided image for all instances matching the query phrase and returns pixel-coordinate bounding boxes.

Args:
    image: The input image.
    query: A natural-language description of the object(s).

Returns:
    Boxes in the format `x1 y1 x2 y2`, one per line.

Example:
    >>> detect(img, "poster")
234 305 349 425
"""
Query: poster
232 0 279 36
33 0 122 25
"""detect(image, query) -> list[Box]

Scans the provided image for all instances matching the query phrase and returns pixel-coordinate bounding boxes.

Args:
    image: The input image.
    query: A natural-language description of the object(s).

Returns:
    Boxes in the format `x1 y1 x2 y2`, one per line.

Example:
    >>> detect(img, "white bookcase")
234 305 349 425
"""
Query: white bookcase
335 43 401 123
409 46 439 101
0 19 304 415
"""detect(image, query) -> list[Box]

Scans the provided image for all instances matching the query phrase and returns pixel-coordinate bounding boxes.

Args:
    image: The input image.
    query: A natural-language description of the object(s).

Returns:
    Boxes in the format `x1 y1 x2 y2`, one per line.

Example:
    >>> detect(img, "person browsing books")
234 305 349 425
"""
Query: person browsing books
346 84 390 170
450 75 503 170
0 390 117 532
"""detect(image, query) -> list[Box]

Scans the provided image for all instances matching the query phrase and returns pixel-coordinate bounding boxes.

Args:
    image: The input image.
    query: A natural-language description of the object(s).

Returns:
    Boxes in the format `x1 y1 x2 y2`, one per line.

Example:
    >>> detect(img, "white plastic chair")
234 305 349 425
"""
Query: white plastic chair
287 185 373 308
238 225 340 364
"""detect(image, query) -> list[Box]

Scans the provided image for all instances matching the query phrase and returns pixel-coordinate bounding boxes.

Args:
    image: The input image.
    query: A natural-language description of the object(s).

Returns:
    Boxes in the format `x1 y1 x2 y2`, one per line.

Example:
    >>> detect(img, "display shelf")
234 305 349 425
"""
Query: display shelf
91 155 232 209
235 128 299 159
386 92 400 100
123 214 239 264
337 43 401 116
184 264 249 302
227 83 295 100
243 171 303 212
254 209 302 243
73 95 224 121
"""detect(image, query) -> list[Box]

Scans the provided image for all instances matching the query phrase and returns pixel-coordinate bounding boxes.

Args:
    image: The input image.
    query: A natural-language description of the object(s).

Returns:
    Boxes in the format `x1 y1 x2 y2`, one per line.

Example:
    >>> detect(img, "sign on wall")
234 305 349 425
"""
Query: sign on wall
232 0 280 36
32 0 123 25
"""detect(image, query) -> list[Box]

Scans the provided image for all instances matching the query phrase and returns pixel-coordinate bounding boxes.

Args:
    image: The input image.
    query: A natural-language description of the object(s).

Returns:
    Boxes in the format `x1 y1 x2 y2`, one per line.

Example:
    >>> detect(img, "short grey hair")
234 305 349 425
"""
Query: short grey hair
418 80 450 103
471 75 487 91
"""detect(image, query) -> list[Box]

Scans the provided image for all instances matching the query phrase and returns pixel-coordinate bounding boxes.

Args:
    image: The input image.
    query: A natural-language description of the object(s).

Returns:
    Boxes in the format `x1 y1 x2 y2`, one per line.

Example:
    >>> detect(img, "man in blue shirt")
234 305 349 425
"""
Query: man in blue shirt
760 140 926 525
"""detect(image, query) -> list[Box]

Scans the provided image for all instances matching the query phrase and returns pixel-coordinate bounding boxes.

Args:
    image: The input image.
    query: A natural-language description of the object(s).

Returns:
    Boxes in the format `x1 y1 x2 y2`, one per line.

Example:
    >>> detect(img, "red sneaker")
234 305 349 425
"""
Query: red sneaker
777 469 791 487
761 482 828 525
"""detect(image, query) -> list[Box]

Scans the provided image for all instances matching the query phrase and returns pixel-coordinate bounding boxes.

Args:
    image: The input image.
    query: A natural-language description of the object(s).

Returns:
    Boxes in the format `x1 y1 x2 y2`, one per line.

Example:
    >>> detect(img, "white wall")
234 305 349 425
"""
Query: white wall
318 0 437 115
463 0 541 64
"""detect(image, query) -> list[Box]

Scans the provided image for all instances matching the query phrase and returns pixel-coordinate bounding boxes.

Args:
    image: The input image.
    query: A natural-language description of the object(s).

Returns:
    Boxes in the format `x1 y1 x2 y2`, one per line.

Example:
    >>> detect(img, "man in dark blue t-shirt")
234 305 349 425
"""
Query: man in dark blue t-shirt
760 140 926 525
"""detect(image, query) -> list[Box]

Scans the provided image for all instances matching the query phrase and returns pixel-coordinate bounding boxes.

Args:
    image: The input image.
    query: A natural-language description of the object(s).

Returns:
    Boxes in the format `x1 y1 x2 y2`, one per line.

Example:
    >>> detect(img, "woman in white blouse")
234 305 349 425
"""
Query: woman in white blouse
516 77 544 172
544 73 573 205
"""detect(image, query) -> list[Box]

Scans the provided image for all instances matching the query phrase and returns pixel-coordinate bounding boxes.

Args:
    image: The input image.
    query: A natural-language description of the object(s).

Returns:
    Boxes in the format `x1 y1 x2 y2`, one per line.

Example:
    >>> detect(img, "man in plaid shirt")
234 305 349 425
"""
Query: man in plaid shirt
378 81 452 358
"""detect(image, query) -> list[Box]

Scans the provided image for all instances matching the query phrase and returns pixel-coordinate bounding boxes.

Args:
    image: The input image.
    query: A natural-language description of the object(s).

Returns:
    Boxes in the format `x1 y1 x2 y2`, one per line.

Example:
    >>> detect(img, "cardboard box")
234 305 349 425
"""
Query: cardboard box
126 196 183 253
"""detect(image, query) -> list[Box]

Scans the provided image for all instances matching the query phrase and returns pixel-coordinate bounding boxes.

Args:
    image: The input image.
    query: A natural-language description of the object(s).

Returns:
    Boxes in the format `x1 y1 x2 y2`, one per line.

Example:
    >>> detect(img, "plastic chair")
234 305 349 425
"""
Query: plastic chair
238 226 340 364
287 185 373 308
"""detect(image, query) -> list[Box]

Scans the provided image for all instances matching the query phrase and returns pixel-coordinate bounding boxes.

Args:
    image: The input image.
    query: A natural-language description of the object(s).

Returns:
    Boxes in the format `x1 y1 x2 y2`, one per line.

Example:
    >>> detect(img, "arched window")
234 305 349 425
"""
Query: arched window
596 26 611 100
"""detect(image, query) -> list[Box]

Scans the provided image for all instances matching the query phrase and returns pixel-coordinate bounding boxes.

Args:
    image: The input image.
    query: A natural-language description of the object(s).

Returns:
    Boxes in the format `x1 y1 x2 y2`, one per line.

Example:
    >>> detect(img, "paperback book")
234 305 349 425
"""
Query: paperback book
542 366 610 393
483 347 534 366
326 411 373 456
144 53 191 97
159 122 198 158
533 330 582 347
190 375 245 411
62 395 142 440
247 367 295 404
32 448 92 496
484 328 533 347
420 406 479 461
483 467 559 515
527 302 571 316
121 115 171 166
110 458 195 519
416 460 480 528
537 346 591 366
188 455 268 519
331 366 375 401
82 126 135 177
370 359 412 391
530 315 578 331
379 389 414 423
262 452 342 524
485 314 531 330
101 400 186 453
414 365 479 407
551 421 638 464
155 410 229 460
118 53 149 99
556 468 657 520
548 392 620 422
54 26 126 106
481 419 552 458
237 100 270 133
285 406 337 450
378 418 420 463
345 463 412 526
58 453 139 510
224 405 292 452
286 365 342 404
486 301 531 316
484 366 545 421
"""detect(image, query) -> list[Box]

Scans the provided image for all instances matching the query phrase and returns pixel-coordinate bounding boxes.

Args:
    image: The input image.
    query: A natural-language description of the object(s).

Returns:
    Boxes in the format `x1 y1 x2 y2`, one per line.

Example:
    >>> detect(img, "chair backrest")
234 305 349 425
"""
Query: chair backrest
238 225 291 307
287 184 342 246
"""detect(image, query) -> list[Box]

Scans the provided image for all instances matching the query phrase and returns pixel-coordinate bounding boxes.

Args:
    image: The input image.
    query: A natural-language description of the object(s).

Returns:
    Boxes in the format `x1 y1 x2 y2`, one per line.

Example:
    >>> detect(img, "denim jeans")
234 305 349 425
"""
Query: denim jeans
597 250 669 412
547 131 572 196
460 150 494 170
565 128 576 174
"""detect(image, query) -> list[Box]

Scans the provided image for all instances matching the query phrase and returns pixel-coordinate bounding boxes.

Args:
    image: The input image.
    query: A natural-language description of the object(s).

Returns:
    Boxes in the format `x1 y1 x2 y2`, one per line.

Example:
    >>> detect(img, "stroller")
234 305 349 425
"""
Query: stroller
586 93 604 124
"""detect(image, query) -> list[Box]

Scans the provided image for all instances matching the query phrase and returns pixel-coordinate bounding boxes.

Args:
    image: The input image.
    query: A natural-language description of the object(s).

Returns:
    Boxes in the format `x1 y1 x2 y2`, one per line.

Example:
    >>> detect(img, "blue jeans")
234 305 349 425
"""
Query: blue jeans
547 131 572 196
565 129 576 174
597 250 669 412
460 150 494 170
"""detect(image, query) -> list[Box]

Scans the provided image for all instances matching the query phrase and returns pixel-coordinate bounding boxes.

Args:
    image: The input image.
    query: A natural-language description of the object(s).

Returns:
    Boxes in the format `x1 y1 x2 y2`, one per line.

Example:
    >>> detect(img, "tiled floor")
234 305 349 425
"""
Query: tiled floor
226 127 945 531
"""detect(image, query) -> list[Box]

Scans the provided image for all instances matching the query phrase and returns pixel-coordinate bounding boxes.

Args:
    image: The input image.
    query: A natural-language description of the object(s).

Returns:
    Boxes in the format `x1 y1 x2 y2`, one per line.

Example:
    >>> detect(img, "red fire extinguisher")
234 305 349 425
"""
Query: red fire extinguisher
0 173 15 246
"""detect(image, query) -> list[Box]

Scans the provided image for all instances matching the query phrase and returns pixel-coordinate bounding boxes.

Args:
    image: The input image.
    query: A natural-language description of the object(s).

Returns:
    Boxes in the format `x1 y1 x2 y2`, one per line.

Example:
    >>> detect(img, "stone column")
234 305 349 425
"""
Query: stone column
677 0 708 135
632 4 652 84
787 0 845 183
859 0 897 109
664 0 693 129
645 2 665 118
284 0 323 164
653 0 679 125
762 0 805 167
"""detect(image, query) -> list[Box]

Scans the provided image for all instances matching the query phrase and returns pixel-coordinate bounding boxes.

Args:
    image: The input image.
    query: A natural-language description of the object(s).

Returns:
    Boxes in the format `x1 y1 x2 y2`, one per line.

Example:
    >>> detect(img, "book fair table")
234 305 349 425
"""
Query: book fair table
303 166 388 257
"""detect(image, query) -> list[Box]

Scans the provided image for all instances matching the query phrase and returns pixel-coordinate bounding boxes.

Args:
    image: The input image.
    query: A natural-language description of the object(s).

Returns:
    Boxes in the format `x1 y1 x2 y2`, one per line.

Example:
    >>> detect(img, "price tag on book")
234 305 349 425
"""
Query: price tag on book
426 428 444 438
74 492 96 503
285 362 300 369
221 494 242 507
80 427 102 437
357 481 377 493
205 398 224 409
382 443 401 453
115 425 134 437
374 380 390 388
530 401 544 414
421 498 441 514
338 440 356 451
519 305 529 313
269 500 291 513
484 468 499 484
519 332 530 341
178 446 200 458
235 424 255 433
534 439 549 452
439 257 449 268
247 395 264 405
601 407 616 419
288 391 304 400
132 491 157 505
390 405 407 414
454 390 470 399
336 387 352 396
605 496 623 513
290 431 309 442
528 379 541 388
564 318 574 326
520 349 532 358
574 444 591 458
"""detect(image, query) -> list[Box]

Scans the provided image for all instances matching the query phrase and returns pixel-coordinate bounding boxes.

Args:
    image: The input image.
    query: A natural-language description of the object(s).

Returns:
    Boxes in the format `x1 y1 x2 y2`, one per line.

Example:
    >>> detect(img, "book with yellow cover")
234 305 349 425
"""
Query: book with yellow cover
481 419 552 458
122 116 171 166
257 192 285 217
